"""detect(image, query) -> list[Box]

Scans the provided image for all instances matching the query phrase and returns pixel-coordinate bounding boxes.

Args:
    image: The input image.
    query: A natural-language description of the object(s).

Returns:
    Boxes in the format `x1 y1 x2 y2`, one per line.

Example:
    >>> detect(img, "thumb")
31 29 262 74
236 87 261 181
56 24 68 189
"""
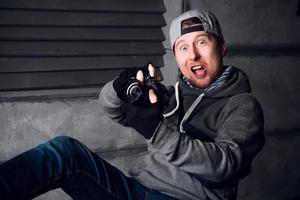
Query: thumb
149 89 158 104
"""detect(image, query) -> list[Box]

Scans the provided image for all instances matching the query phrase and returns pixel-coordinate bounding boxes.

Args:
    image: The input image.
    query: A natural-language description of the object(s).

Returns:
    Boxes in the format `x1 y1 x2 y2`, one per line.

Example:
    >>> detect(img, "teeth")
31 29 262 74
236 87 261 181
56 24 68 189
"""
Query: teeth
192 65 203 70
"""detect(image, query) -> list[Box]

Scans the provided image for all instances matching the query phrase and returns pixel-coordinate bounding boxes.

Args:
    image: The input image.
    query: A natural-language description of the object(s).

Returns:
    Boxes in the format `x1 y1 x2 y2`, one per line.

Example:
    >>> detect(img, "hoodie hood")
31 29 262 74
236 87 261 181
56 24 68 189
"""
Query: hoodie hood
163 66 251 119
179 66 251 99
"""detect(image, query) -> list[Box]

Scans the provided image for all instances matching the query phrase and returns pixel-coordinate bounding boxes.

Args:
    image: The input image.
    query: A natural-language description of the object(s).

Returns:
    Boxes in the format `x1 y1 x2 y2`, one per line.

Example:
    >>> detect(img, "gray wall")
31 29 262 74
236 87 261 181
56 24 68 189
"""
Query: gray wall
161 0 300 199
161 0 300 132
0 0 300 199
0 99 146 200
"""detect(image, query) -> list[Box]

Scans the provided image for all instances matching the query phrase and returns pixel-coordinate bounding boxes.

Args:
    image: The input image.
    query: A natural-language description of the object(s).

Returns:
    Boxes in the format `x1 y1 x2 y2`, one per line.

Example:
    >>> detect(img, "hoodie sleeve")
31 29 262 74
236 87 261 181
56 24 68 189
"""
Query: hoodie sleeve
147 93 265 182
99 80 127 125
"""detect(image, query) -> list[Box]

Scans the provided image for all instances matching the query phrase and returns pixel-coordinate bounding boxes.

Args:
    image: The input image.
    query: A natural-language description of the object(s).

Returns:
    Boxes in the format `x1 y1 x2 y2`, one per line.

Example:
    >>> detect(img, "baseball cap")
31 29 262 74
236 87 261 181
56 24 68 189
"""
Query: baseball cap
170 9 224 49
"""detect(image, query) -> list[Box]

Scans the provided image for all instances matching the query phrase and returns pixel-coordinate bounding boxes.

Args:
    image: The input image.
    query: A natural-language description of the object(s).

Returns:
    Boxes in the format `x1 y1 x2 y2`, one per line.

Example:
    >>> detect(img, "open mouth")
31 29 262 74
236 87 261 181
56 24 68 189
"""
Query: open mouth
191 65 205 77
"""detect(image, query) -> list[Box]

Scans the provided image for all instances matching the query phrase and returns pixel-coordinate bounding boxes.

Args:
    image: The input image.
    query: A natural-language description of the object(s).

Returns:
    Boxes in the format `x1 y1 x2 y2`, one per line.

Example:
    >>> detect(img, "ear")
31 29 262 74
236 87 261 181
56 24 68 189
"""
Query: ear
220 41 227 57
174 51 179 64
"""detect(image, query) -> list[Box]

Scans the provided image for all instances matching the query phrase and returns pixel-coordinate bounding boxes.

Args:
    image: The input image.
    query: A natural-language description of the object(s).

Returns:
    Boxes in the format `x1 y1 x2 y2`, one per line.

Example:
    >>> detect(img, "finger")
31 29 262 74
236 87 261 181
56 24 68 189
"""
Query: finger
136 70 144 83
148 63 155 77
149 89 158 104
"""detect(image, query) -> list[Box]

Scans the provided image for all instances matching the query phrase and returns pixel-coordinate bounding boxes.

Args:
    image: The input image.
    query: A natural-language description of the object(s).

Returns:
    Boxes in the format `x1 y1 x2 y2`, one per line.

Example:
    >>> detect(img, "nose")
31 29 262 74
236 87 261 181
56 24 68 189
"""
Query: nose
188 45 200 60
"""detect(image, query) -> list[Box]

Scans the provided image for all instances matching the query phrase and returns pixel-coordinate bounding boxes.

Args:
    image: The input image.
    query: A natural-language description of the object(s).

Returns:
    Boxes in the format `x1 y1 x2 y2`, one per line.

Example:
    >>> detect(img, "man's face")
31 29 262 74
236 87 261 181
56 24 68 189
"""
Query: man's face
174 31 226 88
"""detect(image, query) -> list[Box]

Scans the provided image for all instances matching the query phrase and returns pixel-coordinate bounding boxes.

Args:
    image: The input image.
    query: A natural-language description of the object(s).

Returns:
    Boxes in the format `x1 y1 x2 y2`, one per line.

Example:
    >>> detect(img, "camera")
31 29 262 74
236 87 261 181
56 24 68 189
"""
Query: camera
123 68 169 106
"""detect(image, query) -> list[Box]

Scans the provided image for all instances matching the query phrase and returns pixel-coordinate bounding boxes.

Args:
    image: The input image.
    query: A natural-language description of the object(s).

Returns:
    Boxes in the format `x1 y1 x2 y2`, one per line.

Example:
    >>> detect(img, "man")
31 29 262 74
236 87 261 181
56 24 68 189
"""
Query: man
0 9 264 200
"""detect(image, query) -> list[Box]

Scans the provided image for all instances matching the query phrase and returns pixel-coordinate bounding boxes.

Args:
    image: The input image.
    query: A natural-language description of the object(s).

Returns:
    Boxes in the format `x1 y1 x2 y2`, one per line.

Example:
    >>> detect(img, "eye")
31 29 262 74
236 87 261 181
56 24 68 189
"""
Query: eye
196 39 207 47
179 45 188 52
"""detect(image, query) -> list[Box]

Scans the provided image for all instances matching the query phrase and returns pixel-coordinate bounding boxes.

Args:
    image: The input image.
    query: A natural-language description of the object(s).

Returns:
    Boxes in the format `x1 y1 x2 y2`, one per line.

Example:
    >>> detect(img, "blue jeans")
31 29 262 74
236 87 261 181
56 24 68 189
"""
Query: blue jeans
0 136 175 200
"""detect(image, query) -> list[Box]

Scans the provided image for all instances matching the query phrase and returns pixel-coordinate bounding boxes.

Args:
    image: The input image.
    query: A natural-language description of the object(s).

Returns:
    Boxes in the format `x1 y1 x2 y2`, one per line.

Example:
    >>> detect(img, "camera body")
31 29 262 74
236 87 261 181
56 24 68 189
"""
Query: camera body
123 69 169 106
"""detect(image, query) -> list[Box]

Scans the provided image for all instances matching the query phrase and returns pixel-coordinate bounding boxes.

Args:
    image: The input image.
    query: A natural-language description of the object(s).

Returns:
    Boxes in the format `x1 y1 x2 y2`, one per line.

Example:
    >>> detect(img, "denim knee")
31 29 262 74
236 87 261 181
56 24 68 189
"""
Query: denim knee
37 135 85 160
50 135 76 146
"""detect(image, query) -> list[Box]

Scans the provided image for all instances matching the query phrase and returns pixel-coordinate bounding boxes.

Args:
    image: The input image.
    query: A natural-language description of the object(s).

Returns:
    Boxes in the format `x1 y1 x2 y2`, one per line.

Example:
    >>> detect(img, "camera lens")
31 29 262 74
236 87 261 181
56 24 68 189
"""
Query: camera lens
125 81 143 103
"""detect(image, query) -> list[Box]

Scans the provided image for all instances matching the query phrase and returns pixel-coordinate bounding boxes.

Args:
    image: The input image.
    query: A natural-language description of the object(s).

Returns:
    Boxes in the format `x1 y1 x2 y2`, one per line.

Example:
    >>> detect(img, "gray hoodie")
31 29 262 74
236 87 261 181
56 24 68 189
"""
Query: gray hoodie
99 66 265 200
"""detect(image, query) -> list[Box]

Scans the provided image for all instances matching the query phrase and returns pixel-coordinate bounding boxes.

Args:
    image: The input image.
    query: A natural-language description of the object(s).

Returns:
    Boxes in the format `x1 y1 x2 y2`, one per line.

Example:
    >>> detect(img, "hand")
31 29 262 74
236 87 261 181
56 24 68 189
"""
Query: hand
137 64 170 107
123 64 163 139
123 98 163 139
136 63 158 104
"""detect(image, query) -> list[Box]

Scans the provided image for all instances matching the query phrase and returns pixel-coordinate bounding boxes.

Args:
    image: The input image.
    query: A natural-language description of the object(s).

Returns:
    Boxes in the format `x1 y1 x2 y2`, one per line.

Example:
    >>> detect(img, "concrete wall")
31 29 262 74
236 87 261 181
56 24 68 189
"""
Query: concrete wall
0 98 147 200
161 0 300 199
1 0 300 199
